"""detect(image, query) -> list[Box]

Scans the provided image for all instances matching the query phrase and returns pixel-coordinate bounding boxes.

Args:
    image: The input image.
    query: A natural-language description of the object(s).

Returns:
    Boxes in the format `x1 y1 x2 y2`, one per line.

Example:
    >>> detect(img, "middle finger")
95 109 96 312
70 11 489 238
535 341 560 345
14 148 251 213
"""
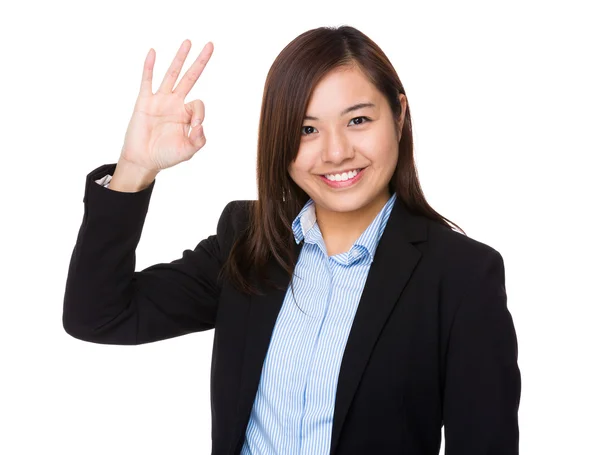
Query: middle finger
173 41 214 98
157 40 192 94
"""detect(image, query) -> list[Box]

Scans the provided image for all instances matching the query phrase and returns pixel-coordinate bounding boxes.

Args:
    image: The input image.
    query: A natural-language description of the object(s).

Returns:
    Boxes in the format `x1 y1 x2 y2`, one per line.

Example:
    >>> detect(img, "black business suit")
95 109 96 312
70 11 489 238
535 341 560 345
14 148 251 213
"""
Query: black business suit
63 163 521 454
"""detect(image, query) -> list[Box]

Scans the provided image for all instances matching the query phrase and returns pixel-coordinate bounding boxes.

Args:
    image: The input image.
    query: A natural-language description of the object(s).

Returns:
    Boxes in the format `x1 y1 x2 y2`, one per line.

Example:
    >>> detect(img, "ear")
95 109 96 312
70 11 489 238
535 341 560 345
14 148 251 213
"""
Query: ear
396 93 407 141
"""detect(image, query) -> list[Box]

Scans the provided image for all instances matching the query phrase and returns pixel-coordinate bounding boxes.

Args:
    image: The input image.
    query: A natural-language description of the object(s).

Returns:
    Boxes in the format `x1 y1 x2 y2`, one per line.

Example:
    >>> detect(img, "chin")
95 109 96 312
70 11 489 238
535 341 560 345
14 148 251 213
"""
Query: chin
315 192 373 213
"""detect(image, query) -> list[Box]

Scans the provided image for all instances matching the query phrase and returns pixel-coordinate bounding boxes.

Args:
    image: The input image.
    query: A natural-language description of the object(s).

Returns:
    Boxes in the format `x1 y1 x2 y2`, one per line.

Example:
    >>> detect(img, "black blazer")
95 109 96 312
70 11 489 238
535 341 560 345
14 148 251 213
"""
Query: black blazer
63 163 521 455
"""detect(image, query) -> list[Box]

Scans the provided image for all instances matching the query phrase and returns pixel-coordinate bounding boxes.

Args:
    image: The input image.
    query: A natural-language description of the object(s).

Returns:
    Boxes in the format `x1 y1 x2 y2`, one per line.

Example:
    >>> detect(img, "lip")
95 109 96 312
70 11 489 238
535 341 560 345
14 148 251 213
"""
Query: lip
318 167 366 189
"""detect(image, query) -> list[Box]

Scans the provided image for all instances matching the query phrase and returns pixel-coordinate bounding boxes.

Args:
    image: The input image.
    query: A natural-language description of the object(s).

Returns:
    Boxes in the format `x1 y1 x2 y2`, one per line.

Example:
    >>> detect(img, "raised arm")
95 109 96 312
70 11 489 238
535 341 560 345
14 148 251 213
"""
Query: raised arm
62 163 236 345
62 39 231 345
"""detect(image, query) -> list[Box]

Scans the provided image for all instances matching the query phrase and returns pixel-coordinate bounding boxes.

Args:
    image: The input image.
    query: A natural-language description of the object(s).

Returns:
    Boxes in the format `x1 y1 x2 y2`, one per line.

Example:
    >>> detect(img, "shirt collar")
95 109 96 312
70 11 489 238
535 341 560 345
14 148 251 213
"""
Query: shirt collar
291 193 397 263
291 198 317 245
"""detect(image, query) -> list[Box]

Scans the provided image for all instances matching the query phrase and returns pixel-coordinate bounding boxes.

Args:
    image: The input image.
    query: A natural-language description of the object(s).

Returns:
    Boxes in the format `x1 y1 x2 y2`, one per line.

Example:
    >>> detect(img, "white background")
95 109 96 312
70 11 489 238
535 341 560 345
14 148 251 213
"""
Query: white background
1 0 598 453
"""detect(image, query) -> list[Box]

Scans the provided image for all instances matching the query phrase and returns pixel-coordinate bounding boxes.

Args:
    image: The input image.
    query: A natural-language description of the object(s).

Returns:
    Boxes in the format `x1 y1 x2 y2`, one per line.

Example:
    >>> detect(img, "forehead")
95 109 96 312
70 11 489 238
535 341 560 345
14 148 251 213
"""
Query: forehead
306 66 380 110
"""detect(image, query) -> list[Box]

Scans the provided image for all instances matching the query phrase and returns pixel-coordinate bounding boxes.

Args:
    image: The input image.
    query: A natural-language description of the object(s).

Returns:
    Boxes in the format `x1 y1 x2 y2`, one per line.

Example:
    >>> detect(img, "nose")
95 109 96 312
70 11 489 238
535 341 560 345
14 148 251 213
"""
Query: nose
321 130 355 164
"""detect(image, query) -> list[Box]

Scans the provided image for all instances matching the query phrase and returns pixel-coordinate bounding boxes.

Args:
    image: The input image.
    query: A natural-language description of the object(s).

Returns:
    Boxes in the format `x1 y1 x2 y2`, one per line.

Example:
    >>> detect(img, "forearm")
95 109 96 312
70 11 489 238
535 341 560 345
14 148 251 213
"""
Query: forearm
63 164 155 343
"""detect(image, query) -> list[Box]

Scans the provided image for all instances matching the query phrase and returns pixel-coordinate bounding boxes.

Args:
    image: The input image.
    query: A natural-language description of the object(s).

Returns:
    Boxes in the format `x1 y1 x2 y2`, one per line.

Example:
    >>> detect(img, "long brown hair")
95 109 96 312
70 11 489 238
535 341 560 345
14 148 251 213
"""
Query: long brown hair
221 25 465 295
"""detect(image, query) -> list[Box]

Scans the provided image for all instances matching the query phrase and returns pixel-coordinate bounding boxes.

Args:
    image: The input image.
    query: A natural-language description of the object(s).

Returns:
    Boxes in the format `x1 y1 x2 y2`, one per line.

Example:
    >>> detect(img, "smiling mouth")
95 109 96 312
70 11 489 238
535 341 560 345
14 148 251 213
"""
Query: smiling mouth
319 167 366 182
316 168 367 187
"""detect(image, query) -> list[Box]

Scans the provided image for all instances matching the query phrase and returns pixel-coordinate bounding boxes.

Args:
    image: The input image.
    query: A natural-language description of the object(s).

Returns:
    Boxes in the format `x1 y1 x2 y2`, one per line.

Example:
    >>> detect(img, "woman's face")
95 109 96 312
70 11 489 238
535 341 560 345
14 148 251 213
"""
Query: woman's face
288 65 406 215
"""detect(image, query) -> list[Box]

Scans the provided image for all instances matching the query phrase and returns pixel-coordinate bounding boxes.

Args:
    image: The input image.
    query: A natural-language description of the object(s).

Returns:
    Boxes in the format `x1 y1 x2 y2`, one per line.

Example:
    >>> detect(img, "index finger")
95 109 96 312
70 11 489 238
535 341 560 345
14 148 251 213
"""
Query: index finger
173 41 214 98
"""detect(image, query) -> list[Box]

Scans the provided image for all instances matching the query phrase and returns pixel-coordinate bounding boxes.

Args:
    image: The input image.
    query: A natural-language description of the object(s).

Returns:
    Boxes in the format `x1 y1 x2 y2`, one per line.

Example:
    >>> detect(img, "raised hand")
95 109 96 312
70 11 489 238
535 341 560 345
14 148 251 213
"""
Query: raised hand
120 40 214 173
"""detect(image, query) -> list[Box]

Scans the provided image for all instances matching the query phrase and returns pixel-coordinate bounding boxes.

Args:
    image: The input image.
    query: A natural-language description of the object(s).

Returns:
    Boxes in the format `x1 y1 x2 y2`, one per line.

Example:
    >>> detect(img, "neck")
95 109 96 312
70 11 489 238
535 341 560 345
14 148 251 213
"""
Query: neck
315 189 391 255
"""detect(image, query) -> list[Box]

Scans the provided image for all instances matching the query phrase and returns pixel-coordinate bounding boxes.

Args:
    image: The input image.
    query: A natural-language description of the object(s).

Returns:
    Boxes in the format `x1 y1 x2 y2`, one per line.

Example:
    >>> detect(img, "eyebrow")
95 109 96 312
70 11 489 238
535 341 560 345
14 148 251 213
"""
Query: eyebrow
303 102 376 121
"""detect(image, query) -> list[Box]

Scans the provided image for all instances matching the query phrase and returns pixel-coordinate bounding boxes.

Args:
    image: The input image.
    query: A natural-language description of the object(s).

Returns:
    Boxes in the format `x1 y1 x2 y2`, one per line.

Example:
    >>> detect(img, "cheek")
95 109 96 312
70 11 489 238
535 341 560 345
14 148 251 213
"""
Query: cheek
385 141 400 166
360 123 396 148
288 162 307 189
361 135 398 168
289 146 316 178
382 128 401 161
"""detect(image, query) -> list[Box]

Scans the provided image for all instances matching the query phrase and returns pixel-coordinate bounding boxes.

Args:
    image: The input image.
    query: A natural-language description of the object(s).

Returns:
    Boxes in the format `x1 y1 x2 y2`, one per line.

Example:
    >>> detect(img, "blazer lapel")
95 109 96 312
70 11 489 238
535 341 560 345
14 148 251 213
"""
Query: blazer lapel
329 198 427 454
229 240 302 454
229 198 428 455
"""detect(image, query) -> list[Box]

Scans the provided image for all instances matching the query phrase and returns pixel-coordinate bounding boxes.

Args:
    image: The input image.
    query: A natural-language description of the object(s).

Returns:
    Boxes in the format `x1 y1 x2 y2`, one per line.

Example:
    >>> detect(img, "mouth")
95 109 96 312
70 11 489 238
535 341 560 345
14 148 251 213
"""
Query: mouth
318 167 367 188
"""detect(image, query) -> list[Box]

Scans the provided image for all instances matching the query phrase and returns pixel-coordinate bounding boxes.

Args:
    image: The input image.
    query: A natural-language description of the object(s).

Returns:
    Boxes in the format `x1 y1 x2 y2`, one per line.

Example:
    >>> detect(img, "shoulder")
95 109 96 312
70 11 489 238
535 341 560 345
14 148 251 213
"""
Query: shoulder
421 219 505 299
209 200 255 262
426 220 503 265
219 200 255 230
215 200 255 247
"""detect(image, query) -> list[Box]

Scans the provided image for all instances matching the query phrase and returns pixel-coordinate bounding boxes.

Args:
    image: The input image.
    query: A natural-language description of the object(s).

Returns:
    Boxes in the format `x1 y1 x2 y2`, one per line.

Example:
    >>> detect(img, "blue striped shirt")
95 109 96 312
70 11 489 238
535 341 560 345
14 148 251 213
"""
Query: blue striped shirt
241 192 397 454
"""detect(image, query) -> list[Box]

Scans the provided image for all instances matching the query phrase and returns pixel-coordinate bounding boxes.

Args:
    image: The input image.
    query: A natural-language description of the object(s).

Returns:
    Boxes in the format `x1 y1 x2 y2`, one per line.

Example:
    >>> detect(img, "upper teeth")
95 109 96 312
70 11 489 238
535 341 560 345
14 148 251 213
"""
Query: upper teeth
325 169 360 181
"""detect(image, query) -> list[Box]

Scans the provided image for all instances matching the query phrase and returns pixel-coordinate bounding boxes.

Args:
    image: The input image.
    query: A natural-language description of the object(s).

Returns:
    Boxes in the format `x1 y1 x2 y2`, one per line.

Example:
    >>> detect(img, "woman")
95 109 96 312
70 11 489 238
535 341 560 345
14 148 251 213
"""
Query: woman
63 26 521 455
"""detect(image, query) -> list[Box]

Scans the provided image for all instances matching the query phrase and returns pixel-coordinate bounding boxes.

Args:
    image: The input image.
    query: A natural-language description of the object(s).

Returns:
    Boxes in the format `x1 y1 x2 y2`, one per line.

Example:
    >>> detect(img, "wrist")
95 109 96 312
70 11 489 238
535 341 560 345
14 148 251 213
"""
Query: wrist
109 158 159 192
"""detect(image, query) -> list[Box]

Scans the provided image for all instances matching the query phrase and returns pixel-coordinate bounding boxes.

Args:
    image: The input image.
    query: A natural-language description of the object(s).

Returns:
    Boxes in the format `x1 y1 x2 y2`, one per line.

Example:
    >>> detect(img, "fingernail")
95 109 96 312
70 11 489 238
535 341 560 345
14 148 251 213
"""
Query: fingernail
192 119 200 127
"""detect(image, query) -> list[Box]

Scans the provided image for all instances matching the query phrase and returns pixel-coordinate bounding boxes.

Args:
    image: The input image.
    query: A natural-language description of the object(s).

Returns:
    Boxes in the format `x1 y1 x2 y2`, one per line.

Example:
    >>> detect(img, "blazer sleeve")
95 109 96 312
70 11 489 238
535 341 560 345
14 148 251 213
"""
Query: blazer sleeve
443 249 521 454
62 163 235 345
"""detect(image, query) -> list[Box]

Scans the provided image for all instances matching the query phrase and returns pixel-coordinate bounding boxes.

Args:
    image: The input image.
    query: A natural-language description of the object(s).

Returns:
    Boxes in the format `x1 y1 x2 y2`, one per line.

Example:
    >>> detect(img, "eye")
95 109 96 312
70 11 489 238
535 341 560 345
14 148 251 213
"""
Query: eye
300 116 372 136
301 126 317 136
349 116 371 126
